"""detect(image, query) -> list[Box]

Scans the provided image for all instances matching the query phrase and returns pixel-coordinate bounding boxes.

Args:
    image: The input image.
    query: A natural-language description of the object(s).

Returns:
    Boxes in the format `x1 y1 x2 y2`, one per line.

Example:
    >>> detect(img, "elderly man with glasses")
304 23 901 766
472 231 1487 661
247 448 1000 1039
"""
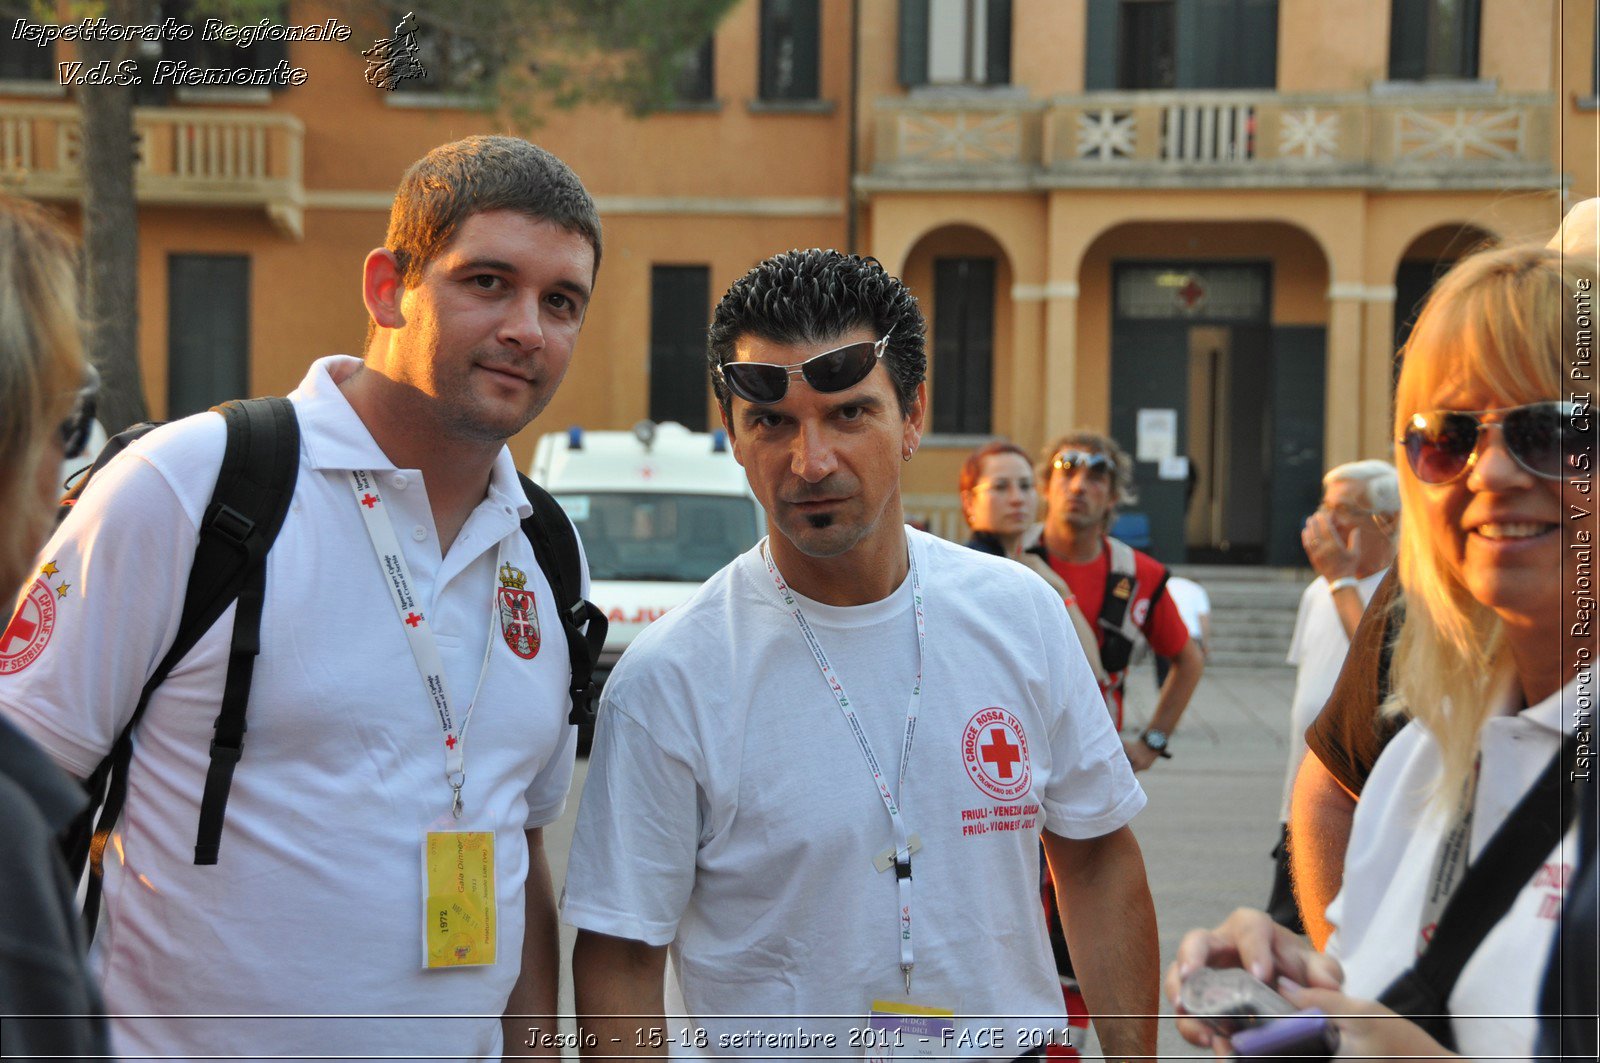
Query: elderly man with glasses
565 251 1159 1063
1268 459 1400 935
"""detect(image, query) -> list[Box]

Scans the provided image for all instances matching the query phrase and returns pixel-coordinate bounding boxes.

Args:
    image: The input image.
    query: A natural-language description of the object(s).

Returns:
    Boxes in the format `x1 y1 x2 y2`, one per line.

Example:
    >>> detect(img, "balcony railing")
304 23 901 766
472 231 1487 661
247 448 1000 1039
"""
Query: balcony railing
0 102 305 237
865 89 1554 188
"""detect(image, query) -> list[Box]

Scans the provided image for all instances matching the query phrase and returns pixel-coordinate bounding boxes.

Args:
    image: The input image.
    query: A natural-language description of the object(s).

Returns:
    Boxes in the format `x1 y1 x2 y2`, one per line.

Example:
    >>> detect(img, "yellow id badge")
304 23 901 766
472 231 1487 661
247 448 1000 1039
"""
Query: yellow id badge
423 831 497 968
865 1000 955 1060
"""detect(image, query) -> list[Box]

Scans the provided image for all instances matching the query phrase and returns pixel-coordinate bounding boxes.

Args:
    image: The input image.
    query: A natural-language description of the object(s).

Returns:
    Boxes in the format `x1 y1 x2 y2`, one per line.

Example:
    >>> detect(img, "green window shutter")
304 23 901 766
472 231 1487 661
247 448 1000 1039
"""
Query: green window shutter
1389 0 1429 80
760 0 820 100
1235 0 1279 88
1085 0 1118 90
899 0 929 86
1185 0 1276 89
985 0 1012 85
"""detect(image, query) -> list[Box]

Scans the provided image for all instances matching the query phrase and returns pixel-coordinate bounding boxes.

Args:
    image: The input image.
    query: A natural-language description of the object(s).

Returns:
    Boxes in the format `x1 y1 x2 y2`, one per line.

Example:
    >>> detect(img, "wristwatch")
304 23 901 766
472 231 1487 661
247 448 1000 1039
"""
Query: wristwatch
1139 729 1173 759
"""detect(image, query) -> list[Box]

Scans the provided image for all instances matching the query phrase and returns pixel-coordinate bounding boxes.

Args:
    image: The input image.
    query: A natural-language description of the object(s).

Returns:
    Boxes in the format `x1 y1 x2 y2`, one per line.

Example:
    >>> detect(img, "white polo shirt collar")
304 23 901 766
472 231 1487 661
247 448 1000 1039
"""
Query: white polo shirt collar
289 355 533 523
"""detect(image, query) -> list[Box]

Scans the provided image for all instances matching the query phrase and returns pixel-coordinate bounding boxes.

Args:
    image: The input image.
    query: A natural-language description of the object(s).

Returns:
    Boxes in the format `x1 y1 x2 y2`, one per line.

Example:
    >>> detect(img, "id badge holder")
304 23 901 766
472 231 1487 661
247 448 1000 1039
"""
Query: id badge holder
865 1000 955 1061
422 830 497 968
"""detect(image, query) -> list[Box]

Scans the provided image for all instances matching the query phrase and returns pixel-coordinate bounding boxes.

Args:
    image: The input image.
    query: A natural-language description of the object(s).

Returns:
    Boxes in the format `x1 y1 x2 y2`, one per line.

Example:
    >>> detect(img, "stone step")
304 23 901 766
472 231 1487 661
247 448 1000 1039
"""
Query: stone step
1206 649 1299 668
1209 615 1298 634
1198 585 1308 608
1170 564 1314 584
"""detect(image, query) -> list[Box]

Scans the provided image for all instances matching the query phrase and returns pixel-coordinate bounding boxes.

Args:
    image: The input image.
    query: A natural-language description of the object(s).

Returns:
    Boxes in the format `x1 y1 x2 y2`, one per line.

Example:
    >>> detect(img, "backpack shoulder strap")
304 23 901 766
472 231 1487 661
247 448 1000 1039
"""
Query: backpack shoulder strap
1096 537 1142 675
1378 736 1580 1051
192 398 300 865
77 398 299 928
517 474 608 726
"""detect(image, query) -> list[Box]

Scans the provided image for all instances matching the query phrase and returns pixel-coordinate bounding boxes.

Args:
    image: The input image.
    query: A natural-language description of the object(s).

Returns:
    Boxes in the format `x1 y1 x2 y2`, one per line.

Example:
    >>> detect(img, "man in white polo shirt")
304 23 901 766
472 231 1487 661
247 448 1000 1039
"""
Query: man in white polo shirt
565 250 1159 1061
0 136 598 1060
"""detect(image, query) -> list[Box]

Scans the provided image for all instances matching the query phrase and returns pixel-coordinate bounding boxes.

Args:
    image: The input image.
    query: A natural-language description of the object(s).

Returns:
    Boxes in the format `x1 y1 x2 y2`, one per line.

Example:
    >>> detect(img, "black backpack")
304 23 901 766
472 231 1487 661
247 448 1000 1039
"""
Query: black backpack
58 398 607 935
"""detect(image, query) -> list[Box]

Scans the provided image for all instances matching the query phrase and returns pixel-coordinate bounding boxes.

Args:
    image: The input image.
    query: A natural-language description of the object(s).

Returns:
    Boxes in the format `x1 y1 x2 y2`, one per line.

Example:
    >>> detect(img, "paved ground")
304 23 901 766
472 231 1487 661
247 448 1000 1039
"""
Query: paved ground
542 661 1300 1060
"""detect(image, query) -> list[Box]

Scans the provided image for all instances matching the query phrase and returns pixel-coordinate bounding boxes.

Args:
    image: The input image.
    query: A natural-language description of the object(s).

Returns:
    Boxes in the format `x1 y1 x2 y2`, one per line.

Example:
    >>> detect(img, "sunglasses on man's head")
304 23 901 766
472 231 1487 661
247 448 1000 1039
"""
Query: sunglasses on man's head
716 330 893 406
1052 450 1112 477
1399 401 1587 485
59 364 100 462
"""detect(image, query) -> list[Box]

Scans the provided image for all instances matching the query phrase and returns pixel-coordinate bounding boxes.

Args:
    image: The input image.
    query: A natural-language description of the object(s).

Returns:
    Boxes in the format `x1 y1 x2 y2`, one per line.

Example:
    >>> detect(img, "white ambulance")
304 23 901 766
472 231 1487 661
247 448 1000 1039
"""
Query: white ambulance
529 421 764 739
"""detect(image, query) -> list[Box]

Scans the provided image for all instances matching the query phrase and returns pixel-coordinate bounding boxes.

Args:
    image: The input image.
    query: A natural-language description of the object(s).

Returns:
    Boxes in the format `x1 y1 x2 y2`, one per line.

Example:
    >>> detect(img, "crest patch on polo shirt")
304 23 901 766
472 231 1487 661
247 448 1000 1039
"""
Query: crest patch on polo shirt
1 560 68 675
496 563 540 660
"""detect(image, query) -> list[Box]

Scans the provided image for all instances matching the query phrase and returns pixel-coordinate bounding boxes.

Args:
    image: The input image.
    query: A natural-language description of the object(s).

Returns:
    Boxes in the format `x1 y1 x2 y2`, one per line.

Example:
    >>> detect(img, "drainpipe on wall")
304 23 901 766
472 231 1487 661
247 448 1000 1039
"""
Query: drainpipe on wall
846 0 860 252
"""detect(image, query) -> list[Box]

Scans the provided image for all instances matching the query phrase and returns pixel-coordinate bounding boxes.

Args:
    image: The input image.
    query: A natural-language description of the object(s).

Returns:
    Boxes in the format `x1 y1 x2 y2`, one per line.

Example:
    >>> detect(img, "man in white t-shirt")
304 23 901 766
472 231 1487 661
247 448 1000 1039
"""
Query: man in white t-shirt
1270 460 1398 932
0 136 600 1060
564 250 1159 1061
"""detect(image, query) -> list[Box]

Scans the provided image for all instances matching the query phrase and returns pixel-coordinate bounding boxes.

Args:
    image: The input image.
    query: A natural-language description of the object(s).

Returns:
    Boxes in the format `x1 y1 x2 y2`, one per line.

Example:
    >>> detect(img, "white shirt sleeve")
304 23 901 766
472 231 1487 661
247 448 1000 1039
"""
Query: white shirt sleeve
1035 585 1147 839
561 694 700 946
0 447 204 778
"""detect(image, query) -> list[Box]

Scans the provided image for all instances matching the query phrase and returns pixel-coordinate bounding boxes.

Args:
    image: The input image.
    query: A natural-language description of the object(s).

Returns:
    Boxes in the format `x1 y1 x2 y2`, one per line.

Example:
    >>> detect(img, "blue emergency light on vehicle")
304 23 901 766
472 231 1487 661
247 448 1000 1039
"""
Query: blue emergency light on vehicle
712 429 728 453
567 426 583 450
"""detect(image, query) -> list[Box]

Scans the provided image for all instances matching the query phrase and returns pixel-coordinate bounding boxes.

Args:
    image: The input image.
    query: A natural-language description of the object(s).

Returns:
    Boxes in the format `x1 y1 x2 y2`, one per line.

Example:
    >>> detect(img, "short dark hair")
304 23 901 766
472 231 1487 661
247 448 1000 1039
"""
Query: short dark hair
707 249 926 422
385 135 602 286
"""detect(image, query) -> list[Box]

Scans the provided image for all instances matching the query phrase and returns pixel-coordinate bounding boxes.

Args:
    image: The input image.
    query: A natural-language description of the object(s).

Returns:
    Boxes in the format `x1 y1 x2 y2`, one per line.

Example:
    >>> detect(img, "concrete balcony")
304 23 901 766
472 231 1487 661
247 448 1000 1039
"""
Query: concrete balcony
860 88 1556 192
0 102 305 237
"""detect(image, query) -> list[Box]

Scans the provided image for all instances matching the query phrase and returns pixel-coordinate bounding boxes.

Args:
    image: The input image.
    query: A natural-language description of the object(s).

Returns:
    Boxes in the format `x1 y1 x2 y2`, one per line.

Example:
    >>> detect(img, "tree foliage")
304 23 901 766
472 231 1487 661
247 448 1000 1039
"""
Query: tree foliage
347 1 737 113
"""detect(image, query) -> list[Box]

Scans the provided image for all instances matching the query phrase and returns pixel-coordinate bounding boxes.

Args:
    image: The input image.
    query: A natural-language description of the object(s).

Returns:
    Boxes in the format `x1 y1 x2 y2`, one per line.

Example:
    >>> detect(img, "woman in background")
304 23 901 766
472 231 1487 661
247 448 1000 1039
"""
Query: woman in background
959 440 1038 559
0 193 111 1059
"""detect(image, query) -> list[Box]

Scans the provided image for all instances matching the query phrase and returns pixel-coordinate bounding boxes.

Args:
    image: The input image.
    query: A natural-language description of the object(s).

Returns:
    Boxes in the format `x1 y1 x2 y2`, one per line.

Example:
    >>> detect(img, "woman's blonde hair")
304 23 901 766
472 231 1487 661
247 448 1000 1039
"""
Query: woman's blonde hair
1387 243 1593 800
0 195 84 602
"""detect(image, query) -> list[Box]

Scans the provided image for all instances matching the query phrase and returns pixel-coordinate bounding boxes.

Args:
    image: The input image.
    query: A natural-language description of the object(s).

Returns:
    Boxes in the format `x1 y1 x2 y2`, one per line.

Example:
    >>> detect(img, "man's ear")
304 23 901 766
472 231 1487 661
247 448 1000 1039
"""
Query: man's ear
901 381 927 456
363 248 407 330
718 403 744 467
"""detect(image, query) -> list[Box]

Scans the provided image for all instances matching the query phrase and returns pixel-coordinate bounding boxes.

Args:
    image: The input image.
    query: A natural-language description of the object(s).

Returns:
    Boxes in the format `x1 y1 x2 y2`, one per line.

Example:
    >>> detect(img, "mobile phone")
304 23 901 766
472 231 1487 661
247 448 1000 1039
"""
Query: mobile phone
1230 1008 1339 1059
1178 967 1297 1036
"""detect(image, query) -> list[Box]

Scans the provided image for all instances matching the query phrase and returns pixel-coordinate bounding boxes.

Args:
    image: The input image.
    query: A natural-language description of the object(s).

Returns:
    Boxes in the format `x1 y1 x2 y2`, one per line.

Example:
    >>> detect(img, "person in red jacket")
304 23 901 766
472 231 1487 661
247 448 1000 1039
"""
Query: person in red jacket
1028 430 1203 753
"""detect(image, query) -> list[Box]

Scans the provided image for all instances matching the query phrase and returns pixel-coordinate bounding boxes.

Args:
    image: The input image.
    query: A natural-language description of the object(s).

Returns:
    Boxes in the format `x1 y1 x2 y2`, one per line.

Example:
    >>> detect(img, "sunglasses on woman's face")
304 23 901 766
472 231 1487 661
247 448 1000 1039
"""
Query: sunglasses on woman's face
716 330 893 406
1399 401 1588 485
59 364 100 461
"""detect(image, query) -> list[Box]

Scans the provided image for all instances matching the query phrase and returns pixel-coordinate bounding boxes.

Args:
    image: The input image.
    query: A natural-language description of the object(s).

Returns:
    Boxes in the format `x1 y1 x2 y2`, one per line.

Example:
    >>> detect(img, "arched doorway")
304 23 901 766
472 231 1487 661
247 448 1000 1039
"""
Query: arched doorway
1081 220 1330 565
1394 223 1497 355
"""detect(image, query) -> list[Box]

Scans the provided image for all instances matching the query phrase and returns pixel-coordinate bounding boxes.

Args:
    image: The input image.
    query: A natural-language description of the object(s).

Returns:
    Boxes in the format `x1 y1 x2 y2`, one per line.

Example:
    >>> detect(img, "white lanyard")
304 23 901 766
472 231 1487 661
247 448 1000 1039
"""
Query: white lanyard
350 470 499 819
761 538 926 992
1418 754 1480 955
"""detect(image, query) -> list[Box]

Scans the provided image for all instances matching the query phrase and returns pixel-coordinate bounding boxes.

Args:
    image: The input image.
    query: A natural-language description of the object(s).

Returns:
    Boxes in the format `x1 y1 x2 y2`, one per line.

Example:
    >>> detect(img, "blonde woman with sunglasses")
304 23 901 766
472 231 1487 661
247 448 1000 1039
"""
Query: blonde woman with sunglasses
0 194 110 1058
1166 240 1596 1060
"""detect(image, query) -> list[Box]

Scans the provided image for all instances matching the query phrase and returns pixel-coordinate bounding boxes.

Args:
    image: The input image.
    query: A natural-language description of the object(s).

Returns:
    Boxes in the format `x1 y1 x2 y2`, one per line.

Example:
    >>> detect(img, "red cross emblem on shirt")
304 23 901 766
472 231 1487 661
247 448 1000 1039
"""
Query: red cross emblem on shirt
980 727 1023 779
361 493 378 508
0 611 36 654
405 612 423 627
445 734 457 750
962 708 1033 801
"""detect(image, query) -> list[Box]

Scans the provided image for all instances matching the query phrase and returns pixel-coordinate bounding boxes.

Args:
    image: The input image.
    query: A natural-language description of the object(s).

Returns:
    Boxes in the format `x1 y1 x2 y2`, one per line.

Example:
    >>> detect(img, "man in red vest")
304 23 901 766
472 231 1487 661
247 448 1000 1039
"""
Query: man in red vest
1025 429 1204 1056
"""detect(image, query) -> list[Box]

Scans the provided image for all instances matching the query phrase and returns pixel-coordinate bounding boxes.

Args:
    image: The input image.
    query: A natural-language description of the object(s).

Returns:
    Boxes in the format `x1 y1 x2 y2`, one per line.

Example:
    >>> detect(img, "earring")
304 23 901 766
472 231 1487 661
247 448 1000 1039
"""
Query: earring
903 447 915 462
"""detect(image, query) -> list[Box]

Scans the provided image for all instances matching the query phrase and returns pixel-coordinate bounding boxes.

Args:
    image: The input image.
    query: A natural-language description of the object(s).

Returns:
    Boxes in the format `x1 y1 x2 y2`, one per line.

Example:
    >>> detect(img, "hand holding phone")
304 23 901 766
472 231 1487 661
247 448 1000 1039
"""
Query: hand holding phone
1177 967 1297 1036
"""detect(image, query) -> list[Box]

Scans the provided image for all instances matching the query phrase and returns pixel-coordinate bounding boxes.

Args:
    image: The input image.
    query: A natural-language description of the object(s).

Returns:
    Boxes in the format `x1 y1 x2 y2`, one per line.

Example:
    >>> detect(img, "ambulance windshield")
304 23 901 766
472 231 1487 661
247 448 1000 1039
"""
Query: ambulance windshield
554 492 763 583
